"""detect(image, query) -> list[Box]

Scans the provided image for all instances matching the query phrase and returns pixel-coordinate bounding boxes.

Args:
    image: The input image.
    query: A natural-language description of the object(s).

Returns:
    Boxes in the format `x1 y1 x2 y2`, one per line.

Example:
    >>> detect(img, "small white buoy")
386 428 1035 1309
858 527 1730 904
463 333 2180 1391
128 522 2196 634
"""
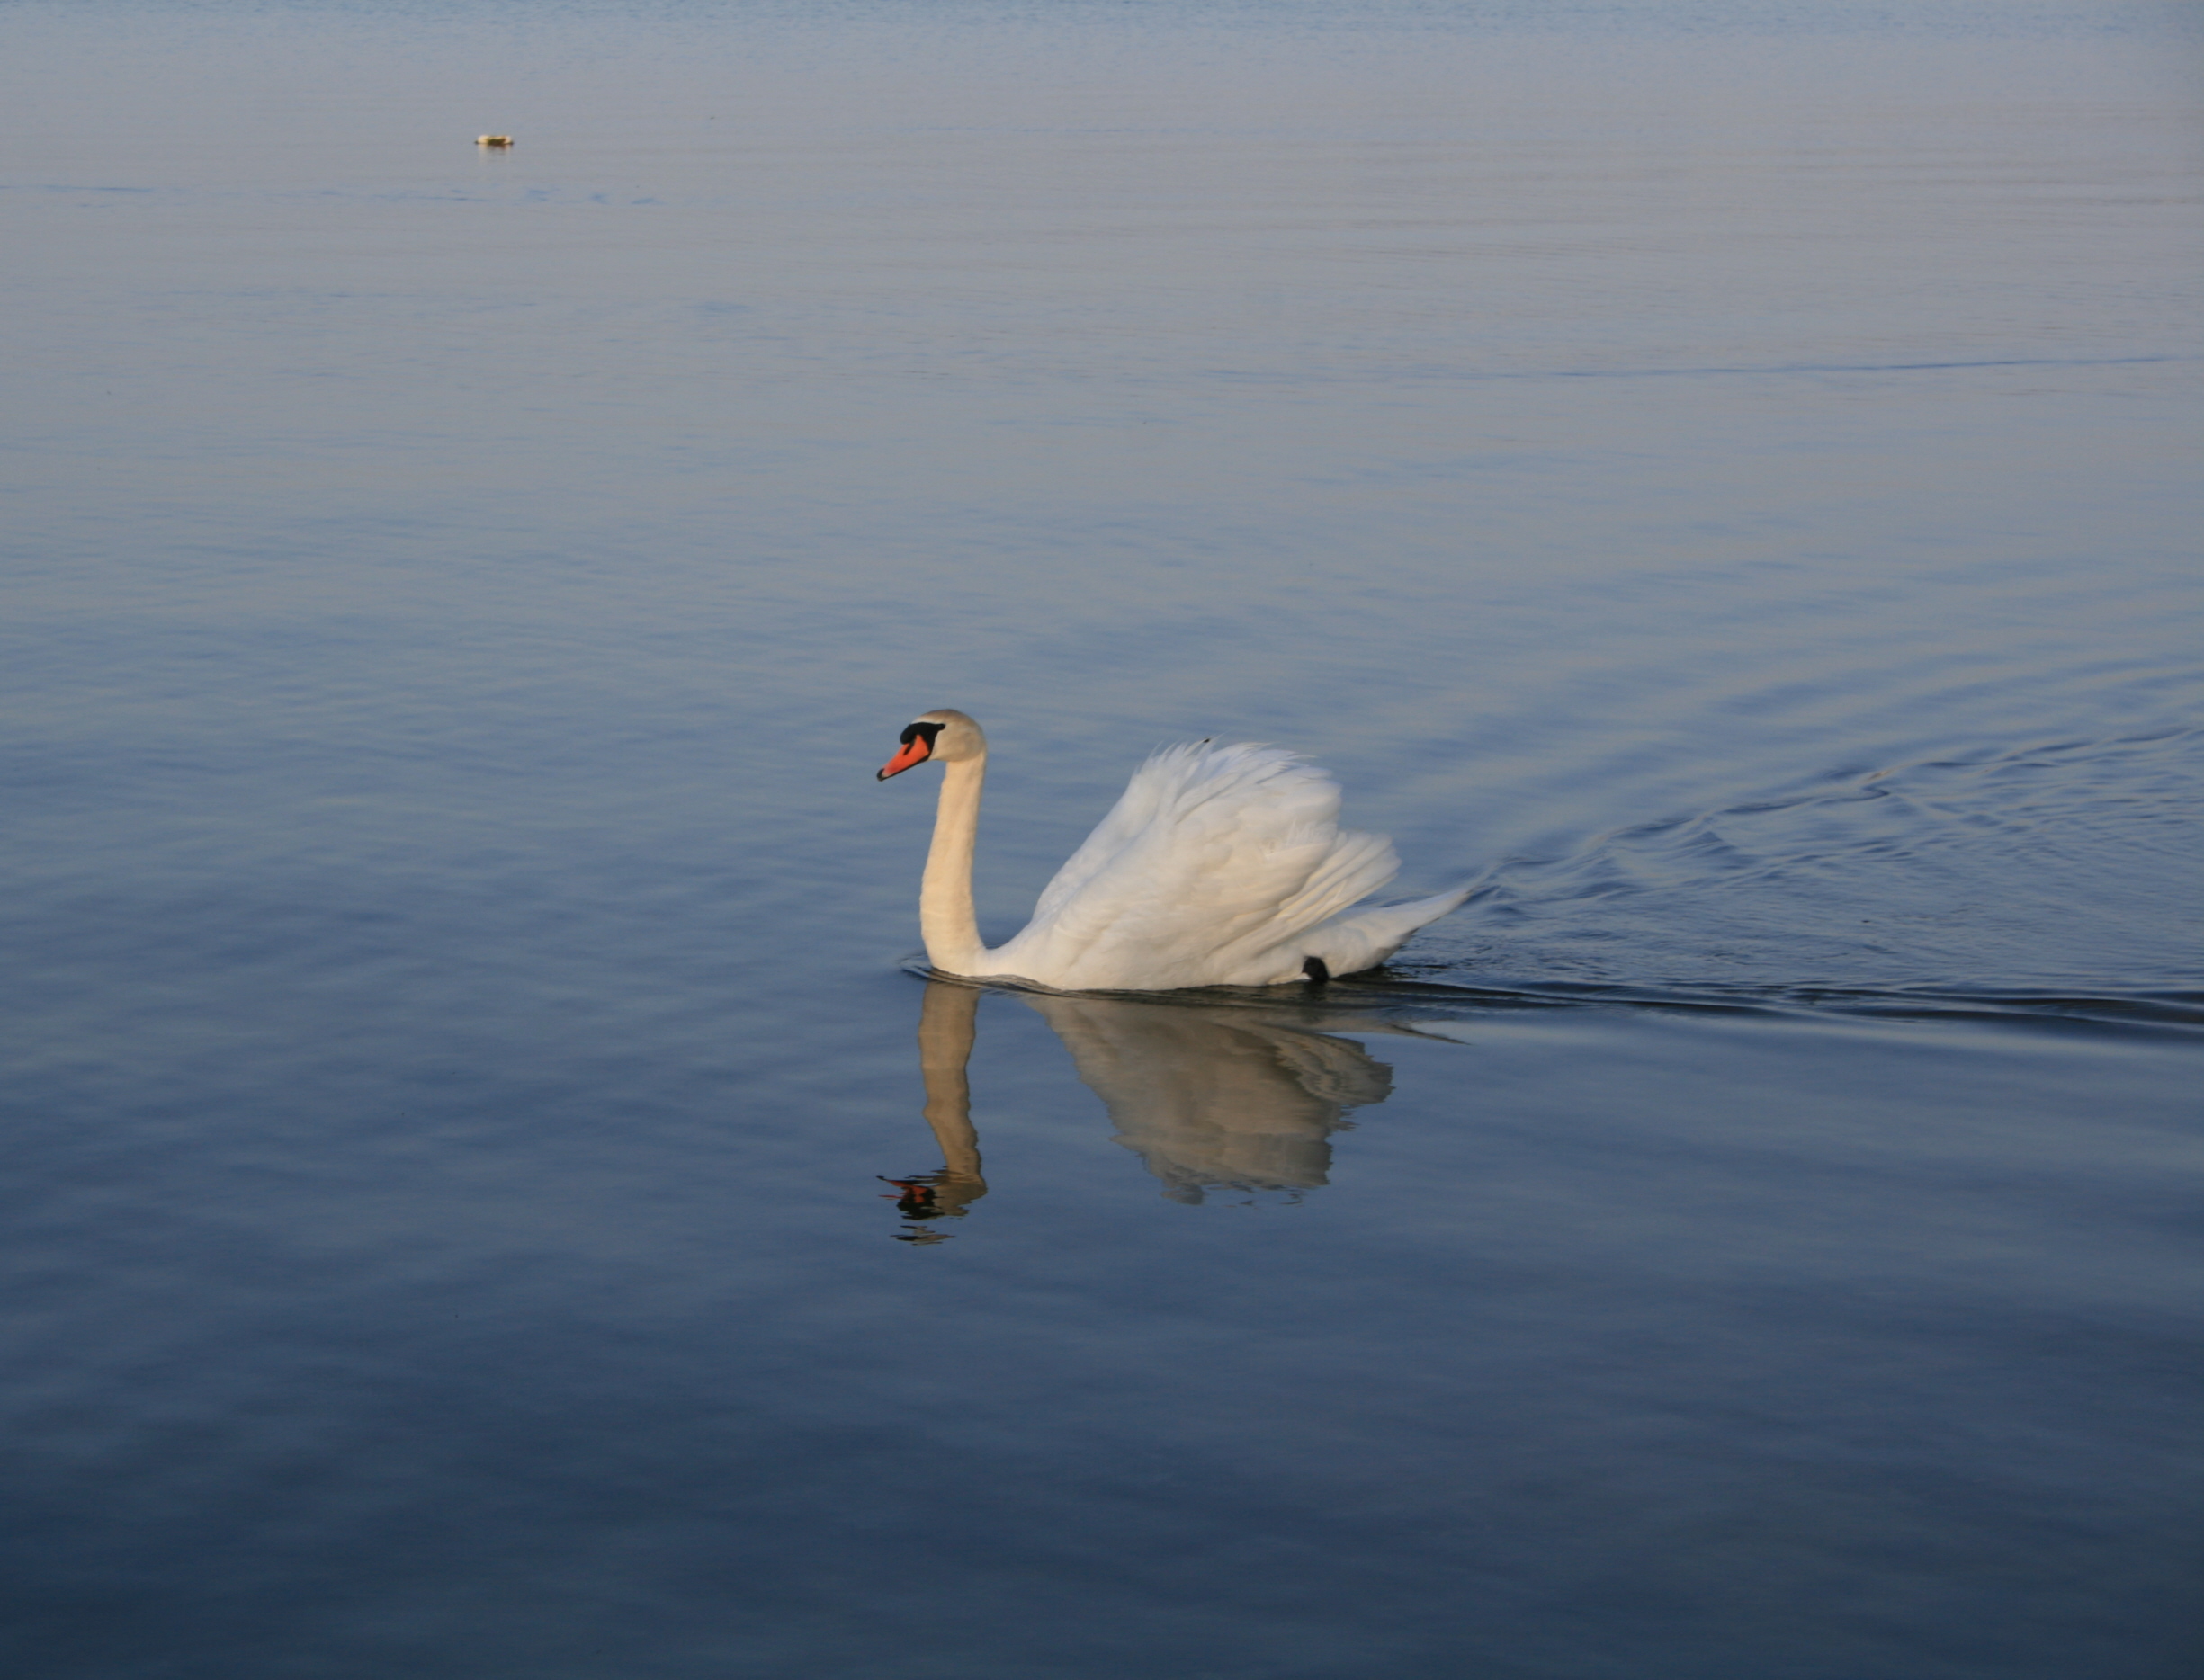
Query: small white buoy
477 135 514 148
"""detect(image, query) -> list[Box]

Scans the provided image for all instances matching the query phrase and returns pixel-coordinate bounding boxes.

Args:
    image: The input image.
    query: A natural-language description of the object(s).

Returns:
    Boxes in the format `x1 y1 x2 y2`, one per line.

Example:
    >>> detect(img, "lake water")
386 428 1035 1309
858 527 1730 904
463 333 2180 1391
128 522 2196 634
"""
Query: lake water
4 1 2200 1675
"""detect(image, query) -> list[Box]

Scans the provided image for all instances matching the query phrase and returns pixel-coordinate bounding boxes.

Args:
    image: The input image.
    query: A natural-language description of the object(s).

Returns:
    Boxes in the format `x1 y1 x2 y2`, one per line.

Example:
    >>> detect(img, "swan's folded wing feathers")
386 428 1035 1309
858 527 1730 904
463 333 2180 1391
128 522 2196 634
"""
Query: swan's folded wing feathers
1255 826 1399 933
1027 743 1195 927
1010 743 1408 987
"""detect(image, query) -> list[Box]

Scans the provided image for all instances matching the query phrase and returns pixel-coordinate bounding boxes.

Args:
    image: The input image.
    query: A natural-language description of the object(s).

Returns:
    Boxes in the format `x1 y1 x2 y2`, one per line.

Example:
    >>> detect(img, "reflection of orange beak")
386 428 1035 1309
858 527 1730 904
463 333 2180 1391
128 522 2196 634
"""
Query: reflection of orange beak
878 737 932 780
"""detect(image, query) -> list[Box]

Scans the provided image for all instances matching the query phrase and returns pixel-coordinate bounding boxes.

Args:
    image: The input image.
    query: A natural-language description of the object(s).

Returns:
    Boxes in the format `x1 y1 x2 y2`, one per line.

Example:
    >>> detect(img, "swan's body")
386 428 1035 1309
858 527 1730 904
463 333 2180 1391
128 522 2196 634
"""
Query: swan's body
878 710 1468 991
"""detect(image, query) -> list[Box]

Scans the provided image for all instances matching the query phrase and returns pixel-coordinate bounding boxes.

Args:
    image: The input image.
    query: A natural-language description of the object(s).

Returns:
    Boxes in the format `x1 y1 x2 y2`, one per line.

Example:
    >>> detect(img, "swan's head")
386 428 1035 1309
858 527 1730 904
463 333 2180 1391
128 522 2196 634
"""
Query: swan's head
878 709 985 780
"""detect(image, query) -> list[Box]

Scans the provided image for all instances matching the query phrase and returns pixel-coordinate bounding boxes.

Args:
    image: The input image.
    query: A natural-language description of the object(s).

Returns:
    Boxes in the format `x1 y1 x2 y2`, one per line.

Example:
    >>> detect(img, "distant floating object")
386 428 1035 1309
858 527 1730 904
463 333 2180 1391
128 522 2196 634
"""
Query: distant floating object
477 135 514 148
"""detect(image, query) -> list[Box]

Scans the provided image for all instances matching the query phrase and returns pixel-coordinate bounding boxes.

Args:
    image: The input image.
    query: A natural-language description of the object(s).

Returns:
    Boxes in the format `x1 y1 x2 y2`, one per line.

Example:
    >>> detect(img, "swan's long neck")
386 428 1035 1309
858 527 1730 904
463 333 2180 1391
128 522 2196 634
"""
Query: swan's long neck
919 754 990 974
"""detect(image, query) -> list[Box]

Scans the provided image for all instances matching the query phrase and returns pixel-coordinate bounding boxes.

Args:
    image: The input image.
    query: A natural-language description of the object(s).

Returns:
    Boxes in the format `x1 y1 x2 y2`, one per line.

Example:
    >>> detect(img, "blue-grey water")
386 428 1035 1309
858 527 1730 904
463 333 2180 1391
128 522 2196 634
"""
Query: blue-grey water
4 2 2201 1675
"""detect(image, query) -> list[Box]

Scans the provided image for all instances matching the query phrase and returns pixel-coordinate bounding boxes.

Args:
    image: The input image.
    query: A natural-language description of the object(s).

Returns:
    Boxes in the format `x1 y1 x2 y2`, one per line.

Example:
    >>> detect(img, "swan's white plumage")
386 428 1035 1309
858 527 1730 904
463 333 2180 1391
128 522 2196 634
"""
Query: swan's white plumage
884 712 1469 992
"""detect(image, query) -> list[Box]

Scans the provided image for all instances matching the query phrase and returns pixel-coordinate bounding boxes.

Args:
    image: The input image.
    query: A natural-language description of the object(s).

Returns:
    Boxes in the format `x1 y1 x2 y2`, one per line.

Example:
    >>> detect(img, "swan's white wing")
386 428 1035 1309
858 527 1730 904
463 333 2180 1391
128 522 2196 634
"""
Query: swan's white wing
1025 744 1192 929
998 743 1406 989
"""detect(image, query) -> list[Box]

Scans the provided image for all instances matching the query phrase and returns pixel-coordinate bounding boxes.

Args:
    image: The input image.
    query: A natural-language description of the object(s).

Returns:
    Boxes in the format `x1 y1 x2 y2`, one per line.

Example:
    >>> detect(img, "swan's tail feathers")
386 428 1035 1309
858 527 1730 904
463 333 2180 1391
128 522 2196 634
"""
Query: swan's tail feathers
1304 884 1474 978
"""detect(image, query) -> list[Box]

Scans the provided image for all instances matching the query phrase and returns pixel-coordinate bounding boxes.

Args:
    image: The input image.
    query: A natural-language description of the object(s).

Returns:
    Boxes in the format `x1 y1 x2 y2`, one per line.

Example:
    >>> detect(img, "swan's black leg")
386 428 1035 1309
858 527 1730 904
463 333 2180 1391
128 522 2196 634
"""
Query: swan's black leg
1302 956 1330 984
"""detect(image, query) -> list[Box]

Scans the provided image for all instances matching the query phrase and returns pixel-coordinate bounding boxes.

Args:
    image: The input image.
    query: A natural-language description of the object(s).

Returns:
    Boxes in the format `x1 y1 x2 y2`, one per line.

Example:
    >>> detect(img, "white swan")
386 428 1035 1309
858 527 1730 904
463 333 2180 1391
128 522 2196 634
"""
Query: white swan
877 709 1469 991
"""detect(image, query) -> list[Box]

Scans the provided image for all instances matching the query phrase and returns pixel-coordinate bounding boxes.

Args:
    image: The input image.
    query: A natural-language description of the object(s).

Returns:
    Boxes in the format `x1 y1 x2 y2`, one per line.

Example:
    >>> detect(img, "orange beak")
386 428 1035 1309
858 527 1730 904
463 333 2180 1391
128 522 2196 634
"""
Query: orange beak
877 736 933 780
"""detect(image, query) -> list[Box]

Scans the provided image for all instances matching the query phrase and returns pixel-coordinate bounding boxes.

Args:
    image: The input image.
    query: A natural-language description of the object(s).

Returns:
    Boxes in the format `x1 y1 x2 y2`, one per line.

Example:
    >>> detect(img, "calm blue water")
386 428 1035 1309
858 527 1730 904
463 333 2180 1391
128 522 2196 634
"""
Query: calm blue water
4 2 2200 1675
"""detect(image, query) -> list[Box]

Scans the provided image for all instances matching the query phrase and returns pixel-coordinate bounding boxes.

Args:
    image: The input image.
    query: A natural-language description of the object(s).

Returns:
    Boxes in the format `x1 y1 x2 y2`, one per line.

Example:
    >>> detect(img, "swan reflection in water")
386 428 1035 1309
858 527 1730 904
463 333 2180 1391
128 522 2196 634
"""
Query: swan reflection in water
880 982 992 1241
884 979 1395 1240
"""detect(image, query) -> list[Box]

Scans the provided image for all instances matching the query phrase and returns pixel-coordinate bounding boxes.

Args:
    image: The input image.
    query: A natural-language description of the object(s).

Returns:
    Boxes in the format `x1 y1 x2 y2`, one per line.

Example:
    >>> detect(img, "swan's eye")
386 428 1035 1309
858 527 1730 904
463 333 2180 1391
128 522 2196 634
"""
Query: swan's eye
900 721 944 750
